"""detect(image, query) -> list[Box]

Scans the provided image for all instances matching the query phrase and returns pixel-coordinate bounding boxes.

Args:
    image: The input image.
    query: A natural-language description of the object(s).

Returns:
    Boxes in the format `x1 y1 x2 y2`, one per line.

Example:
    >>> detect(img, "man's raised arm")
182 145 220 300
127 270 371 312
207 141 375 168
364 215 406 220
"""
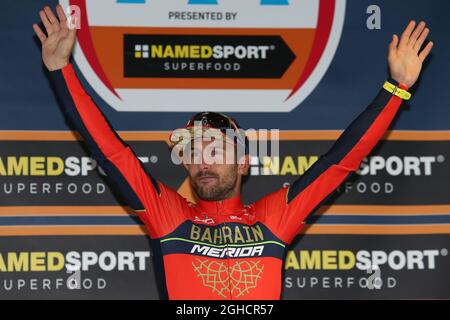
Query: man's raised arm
260 21 433 244
33 5 160 213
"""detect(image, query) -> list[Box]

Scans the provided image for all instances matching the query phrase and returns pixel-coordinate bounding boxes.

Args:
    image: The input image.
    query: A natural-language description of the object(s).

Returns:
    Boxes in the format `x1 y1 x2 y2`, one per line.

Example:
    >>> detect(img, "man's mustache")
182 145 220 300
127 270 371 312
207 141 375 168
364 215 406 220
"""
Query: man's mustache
195 171 219 180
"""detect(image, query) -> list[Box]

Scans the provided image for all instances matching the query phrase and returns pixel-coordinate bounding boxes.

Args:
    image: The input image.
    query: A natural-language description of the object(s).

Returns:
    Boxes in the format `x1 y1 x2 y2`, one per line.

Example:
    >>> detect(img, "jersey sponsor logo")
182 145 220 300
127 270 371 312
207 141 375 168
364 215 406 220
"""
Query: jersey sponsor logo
189 224 267 258
190 224 264 245
193 216 216 225
192 258 264 298
159 221 287 259
191 244 264 258
60 0 346 111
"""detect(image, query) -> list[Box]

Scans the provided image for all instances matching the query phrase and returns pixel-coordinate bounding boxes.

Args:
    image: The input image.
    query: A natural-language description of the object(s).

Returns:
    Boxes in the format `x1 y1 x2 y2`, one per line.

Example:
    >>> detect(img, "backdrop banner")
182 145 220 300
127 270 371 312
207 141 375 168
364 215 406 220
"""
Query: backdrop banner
0 0 449 299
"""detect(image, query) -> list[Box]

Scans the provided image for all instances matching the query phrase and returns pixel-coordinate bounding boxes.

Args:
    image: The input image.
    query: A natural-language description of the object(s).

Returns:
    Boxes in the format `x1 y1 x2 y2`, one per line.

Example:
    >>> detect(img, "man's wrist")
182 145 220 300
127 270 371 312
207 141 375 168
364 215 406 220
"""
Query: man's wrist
384 78 412 100
388 77 409 91
45 60 70 72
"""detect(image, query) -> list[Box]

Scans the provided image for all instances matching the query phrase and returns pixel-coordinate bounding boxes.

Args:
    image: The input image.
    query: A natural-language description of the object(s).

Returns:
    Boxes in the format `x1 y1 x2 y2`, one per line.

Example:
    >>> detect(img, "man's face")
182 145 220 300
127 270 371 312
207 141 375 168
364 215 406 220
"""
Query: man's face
183 139 246 201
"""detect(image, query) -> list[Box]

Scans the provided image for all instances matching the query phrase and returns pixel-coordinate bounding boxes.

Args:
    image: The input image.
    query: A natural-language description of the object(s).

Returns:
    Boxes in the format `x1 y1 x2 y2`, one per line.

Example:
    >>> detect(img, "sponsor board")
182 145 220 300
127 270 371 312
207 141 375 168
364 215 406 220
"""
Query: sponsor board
283 234 450 299
60 0 346 111
0 236 157 299
1 131 449 206
0 235 448 299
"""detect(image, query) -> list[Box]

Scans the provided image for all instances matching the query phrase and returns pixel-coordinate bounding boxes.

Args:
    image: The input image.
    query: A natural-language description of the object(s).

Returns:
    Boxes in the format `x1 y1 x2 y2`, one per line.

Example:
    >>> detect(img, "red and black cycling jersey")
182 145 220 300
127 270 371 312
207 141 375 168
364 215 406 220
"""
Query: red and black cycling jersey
49 64 406 300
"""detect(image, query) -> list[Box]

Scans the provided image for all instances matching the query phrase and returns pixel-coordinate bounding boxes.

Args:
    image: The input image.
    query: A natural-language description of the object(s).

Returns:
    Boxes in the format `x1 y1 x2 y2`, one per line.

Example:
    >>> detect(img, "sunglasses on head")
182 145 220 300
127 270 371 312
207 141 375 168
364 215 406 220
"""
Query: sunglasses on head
185 112 248 153
186 112 240 131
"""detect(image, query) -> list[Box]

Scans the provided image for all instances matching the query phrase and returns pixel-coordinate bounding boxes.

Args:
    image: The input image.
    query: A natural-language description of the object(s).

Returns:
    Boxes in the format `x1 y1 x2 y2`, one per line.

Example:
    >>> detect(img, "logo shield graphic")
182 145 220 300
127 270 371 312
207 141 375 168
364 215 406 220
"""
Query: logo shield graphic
192 258 264 298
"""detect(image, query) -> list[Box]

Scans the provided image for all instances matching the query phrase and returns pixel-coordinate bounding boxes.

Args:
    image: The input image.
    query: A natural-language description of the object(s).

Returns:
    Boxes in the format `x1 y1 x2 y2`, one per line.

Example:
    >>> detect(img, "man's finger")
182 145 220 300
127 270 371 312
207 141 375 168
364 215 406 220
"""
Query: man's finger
68 26 77 42
44 6 61 32
39 10 54 35
32 24 47 43
399 20 416 48
56 4 68 29
414 28 430 53
44 6 58 24
408 21 426 47
419 41 433 62
56 4 67 22
389 34 399 53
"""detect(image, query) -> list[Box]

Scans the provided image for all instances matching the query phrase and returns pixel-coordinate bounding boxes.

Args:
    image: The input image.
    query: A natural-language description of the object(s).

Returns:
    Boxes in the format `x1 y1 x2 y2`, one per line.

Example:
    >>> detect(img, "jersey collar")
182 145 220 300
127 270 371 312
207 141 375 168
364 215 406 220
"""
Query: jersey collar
197 195 245 216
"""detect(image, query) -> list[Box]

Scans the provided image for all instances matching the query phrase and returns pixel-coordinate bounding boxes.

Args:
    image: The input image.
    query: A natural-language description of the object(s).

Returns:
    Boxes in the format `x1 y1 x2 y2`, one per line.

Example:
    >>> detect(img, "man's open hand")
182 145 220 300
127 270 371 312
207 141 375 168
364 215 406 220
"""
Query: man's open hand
388 20 433 88
32 5 77 71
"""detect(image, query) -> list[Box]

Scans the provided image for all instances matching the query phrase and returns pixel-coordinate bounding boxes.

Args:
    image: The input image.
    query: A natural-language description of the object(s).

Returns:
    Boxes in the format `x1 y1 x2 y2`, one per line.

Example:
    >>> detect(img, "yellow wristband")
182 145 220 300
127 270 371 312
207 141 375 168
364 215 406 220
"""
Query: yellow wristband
383 81 412 100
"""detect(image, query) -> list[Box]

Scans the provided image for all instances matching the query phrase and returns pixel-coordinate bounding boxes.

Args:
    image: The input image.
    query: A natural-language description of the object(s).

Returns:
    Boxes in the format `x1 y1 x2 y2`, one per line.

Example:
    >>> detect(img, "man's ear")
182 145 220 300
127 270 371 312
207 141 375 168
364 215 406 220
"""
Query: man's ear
238 154 250 176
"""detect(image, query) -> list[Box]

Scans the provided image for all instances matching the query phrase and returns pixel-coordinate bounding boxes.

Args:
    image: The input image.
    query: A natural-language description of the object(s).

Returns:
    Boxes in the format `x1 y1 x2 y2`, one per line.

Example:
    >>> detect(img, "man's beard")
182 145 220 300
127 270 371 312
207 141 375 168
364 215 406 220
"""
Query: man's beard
190 169 237 201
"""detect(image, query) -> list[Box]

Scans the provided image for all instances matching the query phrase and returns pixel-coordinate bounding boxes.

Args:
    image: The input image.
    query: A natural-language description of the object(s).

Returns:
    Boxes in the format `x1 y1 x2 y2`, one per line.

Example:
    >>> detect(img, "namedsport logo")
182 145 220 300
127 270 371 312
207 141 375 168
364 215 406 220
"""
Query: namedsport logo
60 0 346 112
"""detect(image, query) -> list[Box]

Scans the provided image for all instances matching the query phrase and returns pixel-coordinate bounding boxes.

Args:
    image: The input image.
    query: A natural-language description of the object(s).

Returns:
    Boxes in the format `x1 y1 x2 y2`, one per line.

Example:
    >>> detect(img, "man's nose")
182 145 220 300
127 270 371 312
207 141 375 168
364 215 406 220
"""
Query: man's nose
199 161 210 170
